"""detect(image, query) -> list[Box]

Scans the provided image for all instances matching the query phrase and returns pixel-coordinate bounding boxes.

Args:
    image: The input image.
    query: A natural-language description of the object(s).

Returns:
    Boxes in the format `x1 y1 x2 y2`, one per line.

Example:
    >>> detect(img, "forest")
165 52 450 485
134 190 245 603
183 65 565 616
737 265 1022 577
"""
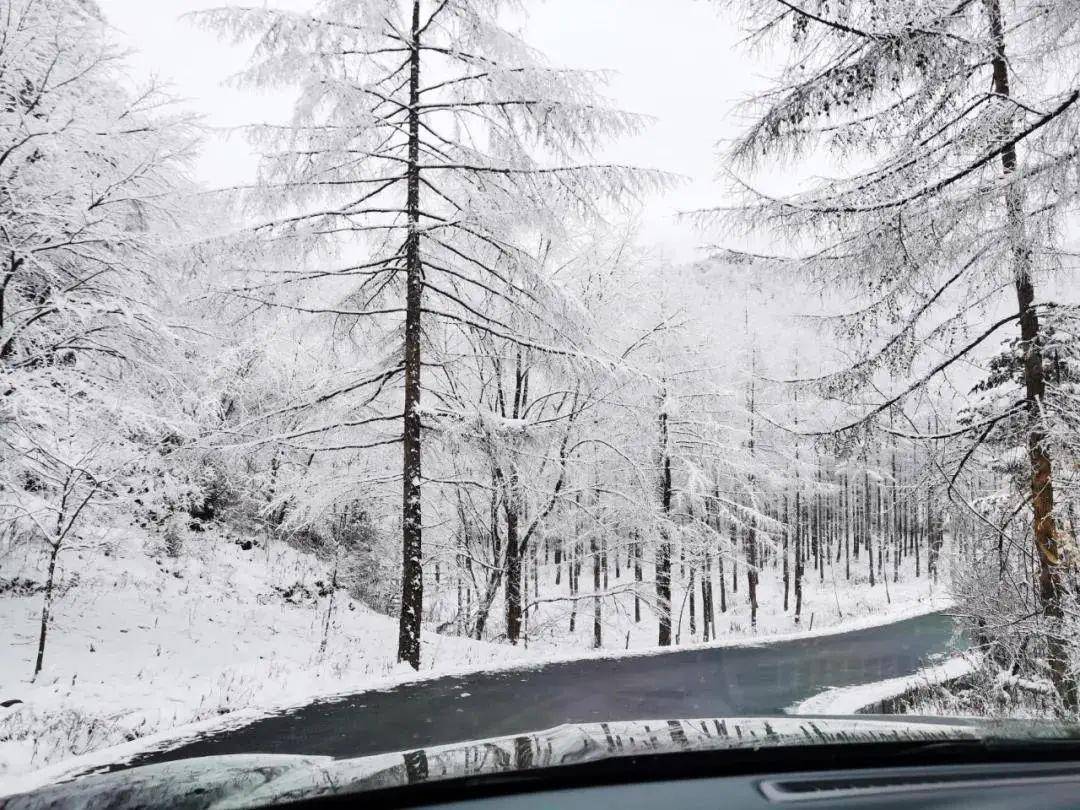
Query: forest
4 0 1080 780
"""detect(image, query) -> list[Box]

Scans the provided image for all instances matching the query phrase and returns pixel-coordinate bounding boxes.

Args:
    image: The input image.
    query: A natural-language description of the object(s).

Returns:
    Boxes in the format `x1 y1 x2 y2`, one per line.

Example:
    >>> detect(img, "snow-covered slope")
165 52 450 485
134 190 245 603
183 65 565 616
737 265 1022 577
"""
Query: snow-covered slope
0 526 516 783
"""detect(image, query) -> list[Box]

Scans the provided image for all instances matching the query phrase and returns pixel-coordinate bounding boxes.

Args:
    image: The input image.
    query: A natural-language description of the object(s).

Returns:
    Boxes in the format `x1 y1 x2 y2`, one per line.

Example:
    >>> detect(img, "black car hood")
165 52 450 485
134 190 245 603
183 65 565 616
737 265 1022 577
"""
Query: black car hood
0 715 1056 809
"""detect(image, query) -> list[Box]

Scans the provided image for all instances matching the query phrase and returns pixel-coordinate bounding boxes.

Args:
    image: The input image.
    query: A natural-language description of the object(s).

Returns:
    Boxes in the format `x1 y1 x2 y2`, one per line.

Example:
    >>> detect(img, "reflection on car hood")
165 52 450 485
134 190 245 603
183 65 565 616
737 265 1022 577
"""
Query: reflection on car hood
0 715 1056 809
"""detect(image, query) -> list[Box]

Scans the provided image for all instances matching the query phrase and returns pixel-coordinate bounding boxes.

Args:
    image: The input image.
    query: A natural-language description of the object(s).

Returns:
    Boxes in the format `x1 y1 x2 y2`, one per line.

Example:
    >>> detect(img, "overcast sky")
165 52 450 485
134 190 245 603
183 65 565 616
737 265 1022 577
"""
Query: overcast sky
96 0 768 260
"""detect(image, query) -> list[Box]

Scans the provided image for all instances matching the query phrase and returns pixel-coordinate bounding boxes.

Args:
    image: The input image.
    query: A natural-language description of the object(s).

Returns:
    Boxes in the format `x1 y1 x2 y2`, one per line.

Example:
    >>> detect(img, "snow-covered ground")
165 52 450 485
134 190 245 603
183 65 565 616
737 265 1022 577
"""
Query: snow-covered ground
1 524 950 793
516 548 949 653
787 655 978 715
0 526 522 789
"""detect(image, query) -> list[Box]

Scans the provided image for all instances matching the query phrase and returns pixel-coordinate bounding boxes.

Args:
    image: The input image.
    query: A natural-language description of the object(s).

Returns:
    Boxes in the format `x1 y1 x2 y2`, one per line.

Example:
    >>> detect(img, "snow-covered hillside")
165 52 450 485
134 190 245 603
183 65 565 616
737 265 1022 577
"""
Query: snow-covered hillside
0 525 519 783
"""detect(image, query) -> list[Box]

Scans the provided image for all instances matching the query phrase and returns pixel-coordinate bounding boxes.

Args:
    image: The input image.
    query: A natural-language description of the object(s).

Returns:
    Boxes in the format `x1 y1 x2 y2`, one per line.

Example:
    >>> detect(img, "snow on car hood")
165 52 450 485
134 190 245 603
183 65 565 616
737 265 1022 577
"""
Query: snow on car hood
0 716 994 809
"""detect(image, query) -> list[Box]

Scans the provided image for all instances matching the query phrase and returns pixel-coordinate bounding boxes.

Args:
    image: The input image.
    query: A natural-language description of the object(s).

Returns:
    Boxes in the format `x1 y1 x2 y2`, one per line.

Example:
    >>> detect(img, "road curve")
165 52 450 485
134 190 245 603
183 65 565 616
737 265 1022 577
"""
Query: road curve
129 611 958 767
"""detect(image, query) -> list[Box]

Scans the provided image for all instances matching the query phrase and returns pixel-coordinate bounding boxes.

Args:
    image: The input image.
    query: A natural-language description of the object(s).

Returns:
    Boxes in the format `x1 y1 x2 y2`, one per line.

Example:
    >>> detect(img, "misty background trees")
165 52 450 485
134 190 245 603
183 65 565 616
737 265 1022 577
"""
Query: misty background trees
4 0 1080 718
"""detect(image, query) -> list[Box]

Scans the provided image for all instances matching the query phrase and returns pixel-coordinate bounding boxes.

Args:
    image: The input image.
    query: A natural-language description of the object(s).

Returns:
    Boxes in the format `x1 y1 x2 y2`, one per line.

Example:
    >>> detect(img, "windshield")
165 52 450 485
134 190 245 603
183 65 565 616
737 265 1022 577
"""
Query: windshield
2 0 1079 802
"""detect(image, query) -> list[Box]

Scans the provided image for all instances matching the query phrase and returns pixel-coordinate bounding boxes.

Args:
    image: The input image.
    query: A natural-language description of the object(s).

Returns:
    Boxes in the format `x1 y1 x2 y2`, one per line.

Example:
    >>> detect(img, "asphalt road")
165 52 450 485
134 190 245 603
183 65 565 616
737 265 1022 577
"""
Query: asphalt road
129 611 959 767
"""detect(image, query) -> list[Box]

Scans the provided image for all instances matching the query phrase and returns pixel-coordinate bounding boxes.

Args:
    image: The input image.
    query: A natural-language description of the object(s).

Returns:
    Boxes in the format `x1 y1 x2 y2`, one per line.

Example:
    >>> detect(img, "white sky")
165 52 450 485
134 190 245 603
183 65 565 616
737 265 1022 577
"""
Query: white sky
96 0 768 260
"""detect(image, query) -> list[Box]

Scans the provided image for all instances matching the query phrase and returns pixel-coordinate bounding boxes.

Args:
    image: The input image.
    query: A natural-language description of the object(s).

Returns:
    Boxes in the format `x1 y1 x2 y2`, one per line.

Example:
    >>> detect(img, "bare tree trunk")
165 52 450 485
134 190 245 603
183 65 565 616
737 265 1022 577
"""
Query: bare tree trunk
876 452 885 581
746 533 758 629
0 254 20 361
914 491 922 578
864 466 874 588
504 502 522 643
746 364 759 628
688 566 696 636
503 355 529 644
843 473 851 581
531 540 538 617
554 537 562 585
33 542 61 680
657 394 673 646
731 525 739 595
925 428 937 582
602 534 609 590
890 428 900 584
833 484 842 565
793 389 803 624
794 494 803 624
718 523 728 614
592 533 602 648
782 493 790 612
812 468 820 583
853 476 861 563
397 0 424 670
473 570 500 641
702 551 713 640
656 532 672 645
633 532 642 623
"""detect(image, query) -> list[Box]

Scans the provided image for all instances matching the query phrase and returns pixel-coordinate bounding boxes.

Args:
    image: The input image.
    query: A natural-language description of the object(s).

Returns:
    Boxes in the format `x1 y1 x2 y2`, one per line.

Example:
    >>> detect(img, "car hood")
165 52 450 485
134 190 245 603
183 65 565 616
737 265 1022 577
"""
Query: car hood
0 715 1062 809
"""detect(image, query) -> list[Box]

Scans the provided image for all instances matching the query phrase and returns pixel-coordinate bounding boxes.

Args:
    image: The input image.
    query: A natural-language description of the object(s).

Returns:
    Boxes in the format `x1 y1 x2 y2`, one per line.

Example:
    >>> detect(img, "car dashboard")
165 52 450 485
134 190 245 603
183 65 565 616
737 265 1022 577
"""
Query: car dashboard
392 761 1080 810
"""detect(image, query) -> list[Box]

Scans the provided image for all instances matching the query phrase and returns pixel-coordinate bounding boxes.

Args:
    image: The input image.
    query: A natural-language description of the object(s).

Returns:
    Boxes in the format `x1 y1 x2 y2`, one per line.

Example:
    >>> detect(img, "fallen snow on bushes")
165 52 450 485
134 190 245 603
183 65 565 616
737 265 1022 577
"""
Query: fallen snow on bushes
787 654 978 715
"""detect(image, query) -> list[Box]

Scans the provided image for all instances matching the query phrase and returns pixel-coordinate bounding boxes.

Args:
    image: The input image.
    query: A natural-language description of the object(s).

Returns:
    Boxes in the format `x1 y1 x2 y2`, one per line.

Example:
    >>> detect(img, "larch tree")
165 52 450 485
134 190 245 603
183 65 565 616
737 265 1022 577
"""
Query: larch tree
433 228 647 645
709 0 1080 708
625 260 779 644
197 0 665 668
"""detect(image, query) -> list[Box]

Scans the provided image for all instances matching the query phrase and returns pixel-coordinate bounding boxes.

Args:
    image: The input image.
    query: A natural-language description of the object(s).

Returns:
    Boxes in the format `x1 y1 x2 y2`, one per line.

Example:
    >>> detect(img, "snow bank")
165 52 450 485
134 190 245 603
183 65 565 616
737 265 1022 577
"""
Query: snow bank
787 654 978 716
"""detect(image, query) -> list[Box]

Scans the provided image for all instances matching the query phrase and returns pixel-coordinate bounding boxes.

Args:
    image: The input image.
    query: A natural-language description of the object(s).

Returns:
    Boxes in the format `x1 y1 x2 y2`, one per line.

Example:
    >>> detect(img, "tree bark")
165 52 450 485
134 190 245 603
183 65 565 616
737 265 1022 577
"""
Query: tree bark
633 532 642 622
504 502 522 643
1 254 21 361
983 0 1075 712
656 395 673 646
688 566 696 636
783 493 790 611
33 542 60 680
864 467 874 587
843 473 851 580
702 551 713 640
503 355 528 644
747 367 759 628
793 403 803 624
554 538 562 585
592 533 602 648
397 0 424 669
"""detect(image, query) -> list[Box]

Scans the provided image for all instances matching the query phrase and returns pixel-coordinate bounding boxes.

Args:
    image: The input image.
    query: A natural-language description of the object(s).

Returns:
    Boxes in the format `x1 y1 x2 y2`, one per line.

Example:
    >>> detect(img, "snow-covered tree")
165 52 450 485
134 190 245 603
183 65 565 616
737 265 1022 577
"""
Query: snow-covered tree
708 0 1080 709
0 0 198 677
196 0 666 667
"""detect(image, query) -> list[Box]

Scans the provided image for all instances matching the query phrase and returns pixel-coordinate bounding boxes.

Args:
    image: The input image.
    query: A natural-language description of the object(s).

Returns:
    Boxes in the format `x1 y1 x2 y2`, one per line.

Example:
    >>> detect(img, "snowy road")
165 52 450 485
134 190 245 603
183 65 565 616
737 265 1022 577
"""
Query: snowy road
126 611 958 767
